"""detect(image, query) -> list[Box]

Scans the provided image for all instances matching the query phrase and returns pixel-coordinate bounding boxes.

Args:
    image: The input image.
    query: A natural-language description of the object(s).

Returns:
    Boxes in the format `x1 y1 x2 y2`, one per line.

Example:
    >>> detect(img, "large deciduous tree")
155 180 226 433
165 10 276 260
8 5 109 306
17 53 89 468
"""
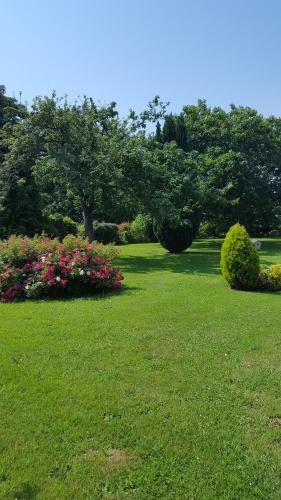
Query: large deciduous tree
31 94 167 241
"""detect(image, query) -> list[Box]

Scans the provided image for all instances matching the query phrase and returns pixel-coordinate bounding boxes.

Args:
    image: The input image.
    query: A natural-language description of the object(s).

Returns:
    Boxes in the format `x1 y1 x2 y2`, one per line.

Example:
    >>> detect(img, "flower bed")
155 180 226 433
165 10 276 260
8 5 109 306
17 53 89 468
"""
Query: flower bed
0 235 124 302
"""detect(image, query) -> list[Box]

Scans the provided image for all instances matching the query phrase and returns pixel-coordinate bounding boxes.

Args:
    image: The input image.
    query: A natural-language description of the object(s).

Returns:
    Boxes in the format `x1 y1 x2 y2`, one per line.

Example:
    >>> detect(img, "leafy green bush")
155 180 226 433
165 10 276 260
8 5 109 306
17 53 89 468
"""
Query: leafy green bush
221 223 260 290
93 222 119 244
154 219 194 253
117 215 154 244
130 214 153 243
117 222 133 244
268 264 281 289
45 215 78 239
258 264 281 291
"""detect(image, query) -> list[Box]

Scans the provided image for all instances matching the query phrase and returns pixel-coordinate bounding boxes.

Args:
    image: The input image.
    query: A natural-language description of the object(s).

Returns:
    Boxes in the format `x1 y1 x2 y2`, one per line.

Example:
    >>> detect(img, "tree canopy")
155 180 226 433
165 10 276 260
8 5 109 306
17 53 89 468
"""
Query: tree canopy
1 88 281 241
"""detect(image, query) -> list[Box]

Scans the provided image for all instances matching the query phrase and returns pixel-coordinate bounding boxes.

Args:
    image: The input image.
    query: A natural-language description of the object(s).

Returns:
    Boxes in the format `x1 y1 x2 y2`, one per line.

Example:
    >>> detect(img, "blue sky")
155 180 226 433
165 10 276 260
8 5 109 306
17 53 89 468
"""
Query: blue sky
1 0 281 118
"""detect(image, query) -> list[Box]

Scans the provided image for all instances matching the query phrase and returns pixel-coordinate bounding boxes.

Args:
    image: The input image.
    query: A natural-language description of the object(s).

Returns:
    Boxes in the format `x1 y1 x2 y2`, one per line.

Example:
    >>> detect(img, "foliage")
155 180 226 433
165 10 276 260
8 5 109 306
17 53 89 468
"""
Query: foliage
93 221 119 244
130 214 153 243
45 215 78 239
2 88 281 241
0 86 27 163
117 221 133 244
0 235 123 302
159 99 280 235
30 94 166 241
200 148 274 235
154 219 195 253
147 142 202 235
267 264 281 290
0 88 42 239
220 223 260 290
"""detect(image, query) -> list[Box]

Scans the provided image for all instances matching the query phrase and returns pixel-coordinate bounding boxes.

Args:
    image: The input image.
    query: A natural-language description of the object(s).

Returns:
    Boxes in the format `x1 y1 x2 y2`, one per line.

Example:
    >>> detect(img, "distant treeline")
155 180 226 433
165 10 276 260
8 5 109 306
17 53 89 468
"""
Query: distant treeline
1 86 281 241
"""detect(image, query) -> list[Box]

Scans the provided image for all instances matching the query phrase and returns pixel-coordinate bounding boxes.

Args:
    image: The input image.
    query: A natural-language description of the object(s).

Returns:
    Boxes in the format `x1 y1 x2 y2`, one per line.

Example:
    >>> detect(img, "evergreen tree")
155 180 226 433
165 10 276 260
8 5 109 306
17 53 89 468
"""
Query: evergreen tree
162 114 176 142
155 121 162 142
175 114 187 150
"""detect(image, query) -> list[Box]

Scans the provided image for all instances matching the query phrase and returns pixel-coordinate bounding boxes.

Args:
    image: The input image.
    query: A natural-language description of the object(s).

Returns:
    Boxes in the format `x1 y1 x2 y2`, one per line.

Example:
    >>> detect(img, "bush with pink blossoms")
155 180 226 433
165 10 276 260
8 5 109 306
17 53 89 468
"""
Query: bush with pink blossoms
0 235 124 302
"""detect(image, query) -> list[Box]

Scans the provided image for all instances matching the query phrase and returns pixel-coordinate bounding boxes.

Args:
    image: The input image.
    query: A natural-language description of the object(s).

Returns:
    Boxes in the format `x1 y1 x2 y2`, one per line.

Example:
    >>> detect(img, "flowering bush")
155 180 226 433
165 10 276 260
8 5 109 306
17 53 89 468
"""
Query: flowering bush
0 235 124 302
258 264 281 291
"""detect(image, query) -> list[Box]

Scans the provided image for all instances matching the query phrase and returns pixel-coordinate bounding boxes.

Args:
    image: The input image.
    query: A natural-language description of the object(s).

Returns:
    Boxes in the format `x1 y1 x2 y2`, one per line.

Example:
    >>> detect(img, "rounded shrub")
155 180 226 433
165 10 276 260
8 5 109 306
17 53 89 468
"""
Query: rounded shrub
0 235 123 302
93 222 119 244
221 223 260 290
154 219 194 253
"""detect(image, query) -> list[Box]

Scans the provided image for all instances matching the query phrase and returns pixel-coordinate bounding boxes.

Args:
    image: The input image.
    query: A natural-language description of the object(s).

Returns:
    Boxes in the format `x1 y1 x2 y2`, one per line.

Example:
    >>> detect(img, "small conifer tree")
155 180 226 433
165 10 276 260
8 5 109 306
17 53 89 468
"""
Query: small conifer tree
221 223 260 290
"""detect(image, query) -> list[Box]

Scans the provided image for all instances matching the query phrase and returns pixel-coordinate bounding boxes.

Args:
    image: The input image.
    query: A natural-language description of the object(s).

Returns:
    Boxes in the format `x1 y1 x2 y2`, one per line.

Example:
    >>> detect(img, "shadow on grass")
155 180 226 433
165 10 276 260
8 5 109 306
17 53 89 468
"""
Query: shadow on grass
25 285 143 305
118 249 221 276
117 239 281 277
259 238 281 257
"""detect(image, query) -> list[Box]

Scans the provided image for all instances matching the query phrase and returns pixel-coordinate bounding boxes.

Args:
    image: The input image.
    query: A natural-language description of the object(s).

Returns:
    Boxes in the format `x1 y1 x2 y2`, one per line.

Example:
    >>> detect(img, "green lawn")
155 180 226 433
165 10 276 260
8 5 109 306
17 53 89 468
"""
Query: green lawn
0 240 281 499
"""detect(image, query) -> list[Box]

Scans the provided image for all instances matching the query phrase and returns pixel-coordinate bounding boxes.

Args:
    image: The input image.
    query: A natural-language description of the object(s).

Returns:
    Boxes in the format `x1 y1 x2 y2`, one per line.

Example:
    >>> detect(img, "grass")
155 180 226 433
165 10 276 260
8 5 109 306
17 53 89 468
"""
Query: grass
0 239 281 499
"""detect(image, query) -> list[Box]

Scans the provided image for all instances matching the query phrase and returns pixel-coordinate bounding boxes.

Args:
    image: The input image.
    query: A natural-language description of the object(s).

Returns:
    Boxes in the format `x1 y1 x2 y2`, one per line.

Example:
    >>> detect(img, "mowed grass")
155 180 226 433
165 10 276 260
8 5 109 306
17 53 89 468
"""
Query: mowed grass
0 240 281 499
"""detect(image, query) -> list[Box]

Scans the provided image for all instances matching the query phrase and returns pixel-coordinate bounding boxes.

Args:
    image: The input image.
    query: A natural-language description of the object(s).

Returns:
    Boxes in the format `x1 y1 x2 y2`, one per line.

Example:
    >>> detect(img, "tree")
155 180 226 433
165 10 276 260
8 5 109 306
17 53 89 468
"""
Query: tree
221 223 260 290
31 94 167 241
0 87 42 238
155 121 162 142
0 85 27 163
200 148 274 235
0 122 44 238
162 114 176 143
30 96 123 240
146 141 202 248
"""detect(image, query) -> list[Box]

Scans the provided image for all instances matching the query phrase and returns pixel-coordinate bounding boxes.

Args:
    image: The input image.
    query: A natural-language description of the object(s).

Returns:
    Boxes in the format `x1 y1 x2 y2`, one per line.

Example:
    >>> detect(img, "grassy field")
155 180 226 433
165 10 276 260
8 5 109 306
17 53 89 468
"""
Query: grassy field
0 239 281 499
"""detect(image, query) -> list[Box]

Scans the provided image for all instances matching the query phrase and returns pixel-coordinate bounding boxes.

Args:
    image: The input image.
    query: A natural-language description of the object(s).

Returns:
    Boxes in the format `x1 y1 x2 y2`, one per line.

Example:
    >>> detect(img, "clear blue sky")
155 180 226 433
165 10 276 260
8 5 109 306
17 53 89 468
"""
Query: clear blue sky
2 0 281 118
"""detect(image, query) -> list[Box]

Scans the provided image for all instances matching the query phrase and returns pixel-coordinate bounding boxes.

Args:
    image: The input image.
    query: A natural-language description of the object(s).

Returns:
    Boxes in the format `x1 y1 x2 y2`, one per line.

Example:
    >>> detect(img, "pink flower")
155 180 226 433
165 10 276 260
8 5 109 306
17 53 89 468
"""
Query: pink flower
61 279 68 287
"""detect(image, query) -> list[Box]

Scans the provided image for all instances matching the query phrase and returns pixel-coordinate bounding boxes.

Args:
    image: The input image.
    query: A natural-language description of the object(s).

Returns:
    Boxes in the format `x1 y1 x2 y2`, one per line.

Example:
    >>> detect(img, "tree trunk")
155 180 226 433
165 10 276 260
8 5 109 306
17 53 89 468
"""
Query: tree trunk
82 203 94 242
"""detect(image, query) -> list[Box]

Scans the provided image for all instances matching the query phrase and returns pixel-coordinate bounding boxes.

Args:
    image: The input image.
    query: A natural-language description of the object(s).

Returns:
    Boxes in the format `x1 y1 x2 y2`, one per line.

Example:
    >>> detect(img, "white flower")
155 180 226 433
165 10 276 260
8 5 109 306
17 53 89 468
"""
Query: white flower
56 276 61 282
86 271 91 276
25 285 29 290
79 270 85 276
41 256 46 263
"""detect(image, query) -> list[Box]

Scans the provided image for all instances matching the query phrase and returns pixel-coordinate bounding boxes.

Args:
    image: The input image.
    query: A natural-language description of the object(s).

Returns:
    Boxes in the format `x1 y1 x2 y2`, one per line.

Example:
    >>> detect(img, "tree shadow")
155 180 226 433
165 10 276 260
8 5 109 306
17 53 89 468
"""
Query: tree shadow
117 239 281 277
259 238 281 257
117 247 221 276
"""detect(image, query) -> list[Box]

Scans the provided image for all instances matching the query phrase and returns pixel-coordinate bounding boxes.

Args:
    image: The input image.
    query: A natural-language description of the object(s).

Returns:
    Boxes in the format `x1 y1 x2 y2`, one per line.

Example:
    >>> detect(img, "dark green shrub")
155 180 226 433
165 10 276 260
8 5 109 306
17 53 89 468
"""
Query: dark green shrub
154 219 195 253
93 222 119 244
45 215 78 239
221 223 260 290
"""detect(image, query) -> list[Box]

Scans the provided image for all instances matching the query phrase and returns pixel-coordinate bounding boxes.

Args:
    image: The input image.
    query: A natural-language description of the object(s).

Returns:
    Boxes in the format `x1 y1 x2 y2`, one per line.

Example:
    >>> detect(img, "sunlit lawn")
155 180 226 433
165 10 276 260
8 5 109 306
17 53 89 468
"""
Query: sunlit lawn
0 240 280 499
